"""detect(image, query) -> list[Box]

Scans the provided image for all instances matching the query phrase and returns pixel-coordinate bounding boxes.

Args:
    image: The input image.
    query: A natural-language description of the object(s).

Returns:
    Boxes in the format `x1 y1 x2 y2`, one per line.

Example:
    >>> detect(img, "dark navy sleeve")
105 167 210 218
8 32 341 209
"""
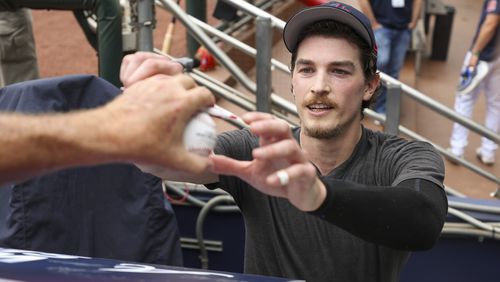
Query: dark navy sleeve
309 178 448 251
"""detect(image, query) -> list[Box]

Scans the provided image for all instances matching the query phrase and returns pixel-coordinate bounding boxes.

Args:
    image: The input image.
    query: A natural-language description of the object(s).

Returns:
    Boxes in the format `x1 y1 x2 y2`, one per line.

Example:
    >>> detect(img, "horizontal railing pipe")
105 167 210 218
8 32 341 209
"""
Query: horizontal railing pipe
220 0 286 30
155 0 496 189
158 0 257 94
188 15 290 74
379 73 499 143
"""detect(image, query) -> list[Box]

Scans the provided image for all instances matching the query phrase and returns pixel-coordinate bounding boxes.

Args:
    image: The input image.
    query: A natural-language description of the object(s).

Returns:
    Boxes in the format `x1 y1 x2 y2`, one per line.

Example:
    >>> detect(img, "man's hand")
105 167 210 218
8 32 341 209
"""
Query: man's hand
461 51 479 70
120 52 184 87
371 21 382 30
104 74 215 174
210 112 326 211
408 20 418 30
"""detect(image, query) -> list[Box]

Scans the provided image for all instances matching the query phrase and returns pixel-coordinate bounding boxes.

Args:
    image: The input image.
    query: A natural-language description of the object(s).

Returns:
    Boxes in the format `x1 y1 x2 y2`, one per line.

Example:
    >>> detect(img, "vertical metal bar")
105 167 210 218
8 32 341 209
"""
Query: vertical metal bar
255 16 272 113
186 0 206 57
96 0 123 86
384 83 401 135
137 0 155 51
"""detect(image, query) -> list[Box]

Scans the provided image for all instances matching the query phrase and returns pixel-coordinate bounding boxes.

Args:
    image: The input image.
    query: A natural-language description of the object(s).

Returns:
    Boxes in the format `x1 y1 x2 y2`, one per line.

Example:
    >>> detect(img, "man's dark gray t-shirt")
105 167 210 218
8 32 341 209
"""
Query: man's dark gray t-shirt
209 126 444 282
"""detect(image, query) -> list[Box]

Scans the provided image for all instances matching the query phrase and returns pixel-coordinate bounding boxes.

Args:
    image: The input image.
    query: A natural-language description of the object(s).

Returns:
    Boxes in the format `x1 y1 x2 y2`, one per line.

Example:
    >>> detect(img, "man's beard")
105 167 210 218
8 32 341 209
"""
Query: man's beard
300 97 344 139
303 122 344 139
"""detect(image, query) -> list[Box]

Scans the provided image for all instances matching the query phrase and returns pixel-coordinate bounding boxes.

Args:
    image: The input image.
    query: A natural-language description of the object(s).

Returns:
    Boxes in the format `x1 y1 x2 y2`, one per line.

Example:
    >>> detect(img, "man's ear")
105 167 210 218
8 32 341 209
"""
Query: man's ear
363 73 380 100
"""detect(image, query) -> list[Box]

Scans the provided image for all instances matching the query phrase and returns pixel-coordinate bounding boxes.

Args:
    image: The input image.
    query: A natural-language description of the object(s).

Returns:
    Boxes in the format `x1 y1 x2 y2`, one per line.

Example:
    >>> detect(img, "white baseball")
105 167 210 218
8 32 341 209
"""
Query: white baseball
136 112 216 178
183 111 217 156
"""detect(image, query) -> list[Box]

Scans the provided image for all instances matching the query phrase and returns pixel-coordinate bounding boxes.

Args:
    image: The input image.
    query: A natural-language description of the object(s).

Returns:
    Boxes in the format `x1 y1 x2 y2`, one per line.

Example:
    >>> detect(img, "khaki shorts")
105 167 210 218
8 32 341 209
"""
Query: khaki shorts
0 8 39 86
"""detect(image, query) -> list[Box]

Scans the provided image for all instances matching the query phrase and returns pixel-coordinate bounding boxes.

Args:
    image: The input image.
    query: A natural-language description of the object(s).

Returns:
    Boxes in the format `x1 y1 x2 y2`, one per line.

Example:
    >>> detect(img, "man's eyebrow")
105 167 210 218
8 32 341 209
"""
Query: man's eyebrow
330 60 356 69
295 59 356 69
295 59 313 65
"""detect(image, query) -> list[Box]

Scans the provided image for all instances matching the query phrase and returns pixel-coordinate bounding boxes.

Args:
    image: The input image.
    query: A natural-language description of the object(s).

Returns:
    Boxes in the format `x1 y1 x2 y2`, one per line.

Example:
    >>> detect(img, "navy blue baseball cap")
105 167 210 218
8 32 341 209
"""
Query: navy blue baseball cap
283 1 377 56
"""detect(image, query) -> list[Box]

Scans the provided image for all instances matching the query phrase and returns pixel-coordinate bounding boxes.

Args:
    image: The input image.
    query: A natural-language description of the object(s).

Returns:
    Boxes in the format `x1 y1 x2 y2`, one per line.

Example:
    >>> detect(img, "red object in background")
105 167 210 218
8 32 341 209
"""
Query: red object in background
297 0 327 6
195 46 217 71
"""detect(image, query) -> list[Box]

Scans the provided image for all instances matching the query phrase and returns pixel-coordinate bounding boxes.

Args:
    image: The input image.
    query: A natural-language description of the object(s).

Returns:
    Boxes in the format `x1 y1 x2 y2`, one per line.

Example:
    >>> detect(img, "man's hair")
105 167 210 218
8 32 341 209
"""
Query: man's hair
290 20 379 111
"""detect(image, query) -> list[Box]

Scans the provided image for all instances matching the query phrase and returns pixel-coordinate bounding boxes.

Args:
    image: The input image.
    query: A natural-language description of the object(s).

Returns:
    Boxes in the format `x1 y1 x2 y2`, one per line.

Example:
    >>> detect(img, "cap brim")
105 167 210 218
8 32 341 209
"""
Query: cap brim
283 6 373 52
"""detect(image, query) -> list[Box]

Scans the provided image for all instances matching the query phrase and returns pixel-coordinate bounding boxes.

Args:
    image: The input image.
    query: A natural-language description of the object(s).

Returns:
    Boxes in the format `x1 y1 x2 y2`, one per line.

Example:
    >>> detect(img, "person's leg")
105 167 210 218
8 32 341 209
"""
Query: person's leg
387 29 411 79
478 58 500 161
0 0 17 10
1 0 123 87
374 27 392 73
0 9 39 87
449 83 482 157
0 0 94 10
373 27 392 114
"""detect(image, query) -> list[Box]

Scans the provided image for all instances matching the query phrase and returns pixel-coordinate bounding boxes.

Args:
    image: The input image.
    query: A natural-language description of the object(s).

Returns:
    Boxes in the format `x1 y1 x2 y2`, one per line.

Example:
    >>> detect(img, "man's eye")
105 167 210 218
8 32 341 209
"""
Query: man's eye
298 67 314 73
332 69 349 75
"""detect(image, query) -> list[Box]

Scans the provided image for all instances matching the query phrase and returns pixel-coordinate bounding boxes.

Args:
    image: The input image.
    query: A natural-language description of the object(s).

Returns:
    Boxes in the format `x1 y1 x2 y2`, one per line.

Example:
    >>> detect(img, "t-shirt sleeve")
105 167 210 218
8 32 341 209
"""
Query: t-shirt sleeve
486 0 500 14
309 177 448 250
382 139 445 189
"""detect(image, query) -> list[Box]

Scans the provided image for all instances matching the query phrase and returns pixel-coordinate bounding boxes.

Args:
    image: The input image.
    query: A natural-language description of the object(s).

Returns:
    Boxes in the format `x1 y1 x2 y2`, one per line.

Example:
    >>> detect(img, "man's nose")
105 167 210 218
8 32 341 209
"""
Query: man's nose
310 72 331 95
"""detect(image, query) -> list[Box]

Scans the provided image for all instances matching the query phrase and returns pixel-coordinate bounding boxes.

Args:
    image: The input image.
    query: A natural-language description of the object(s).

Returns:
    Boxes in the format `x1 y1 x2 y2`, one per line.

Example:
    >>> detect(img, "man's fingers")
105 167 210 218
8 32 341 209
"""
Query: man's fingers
120 58 130 81
174 152 211 174
243 112 291 140
266 163 316 188
170 83 215 126
209 154 249 177
185 85 216 108
126 59 183 86
253 139 307 163
122 61 157 86
121 53 183 87
120 52 160 82
250 118 292 140
169 74 199 91
242 111 275 123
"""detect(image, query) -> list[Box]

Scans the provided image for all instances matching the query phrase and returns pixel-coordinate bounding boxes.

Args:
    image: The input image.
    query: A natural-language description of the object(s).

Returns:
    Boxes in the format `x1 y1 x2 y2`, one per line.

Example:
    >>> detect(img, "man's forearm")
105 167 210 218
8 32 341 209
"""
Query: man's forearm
0 110 122 184
471 14 500 55
410 0 423 28
310 178 447 250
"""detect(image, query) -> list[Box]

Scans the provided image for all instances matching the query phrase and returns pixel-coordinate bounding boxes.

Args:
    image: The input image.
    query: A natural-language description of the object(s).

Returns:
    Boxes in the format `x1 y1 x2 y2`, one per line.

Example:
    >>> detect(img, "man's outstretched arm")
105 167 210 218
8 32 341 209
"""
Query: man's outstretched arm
0 109 120 183
0 74 215 185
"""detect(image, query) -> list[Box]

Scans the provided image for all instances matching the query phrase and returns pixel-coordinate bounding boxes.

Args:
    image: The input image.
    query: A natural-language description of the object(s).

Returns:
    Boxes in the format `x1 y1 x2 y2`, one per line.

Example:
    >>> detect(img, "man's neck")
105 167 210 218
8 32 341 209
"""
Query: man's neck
300 125 363 176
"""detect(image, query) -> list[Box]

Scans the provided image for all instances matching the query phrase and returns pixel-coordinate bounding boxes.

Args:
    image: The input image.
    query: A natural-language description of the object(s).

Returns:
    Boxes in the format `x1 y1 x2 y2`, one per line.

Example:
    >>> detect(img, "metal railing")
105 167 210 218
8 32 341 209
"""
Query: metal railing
158 0 298 115
156 0 499 188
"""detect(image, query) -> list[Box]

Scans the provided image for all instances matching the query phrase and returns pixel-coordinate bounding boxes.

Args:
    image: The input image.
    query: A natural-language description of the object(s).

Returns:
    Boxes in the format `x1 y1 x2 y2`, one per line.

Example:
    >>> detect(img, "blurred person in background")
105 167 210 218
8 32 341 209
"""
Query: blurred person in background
0 0 123 87
448 0 500 166
0 8 39 86
359 0 422 115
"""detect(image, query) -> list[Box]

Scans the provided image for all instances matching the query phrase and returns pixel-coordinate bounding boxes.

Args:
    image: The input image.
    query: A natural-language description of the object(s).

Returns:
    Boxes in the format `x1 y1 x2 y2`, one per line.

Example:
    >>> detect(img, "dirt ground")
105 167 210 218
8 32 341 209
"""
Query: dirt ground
31 4 218 79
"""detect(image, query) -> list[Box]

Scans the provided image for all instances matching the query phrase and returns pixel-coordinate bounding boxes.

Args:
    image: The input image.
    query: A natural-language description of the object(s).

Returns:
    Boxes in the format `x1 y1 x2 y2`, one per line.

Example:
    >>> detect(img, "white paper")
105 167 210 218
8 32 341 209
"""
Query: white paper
392 0 405 8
